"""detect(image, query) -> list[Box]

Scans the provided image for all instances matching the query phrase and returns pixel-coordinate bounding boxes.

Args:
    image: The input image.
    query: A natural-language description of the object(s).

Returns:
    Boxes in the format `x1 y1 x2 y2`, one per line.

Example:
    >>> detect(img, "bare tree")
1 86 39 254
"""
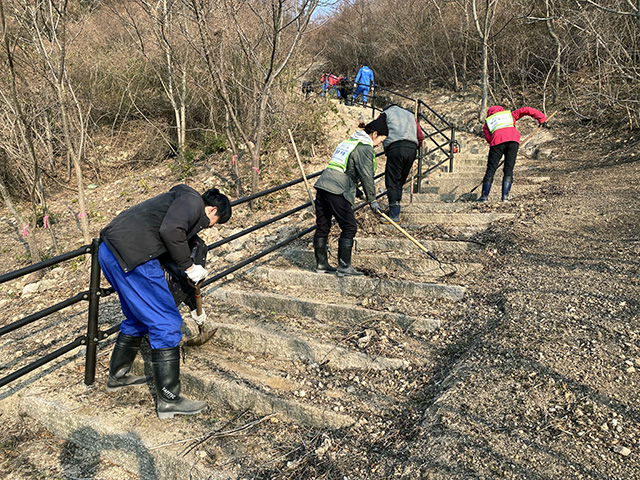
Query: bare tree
187 0 319 198
10 0 94 244
580 0 640 29
543 0 562 103
470 0 501 119
113 0 190 155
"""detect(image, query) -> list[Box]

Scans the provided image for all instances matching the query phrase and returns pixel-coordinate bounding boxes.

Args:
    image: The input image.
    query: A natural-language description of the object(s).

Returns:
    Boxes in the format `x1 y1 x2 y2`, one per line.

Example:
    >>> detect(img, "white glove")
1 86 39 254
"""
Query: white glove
186 264 207 284
190 308 206 326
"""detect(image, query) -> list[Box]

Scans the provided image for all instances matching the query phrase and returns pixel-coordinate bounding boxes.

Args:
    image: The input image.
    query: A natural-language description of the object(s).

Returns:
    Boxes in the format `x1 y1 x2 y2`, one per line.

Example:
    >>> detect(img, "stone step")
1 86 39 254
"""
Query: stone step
408 184 540 202
439 165 487 174
206 318 411 370
443 156 486 166
248 266 466 301
207 287 440 332
402 202 476 213
282 250 479 282
399 192 463 203
400 212 516 226
437 164 543 174
176 340 404 422
421 175 550 190
353 236 483 252
157 353 357 429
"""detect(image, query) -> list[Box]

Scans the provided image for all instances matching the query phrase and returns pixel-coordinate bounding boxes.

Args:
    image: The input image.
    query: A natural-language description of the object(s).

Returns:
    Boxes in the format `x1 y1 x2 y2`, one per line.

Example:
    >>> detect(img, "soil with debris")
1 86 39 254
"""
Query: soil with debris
1 93 640 479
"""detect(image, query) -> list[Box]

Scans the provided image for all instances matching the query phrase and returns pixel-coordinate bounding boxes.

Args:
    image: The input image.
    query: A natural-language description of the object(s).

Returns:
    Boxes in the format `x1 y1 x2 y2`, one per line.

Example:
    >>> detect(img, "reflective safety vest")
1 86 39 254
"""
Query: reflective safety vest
327 139 376 172
485 110 514 133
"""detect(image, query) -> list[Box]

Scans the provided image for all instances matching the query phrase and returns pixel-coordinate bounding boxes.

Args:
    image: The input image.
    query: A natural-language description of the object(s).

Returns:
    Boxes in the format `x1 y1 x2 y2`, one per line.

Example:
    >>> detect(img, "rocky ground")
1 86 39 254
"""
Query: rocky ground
0 91 639 479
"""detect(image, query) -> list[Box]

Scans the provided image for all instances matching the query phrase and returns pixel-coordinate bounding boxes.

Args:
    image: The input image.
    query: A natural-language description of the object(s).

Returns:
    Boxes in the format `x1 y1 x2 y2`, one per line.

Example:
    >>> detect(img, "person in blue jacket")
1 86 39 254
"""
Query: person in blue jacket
99 185 231 419
352 64 374 107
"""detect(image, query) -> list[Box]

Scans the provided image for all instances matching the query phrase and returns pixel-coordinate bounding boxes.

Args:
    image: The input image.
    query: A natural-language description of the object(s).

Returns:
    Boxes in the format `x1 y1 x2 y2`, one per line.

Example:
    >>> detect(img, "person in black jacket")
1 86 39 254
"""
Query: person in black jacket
99 185 231 419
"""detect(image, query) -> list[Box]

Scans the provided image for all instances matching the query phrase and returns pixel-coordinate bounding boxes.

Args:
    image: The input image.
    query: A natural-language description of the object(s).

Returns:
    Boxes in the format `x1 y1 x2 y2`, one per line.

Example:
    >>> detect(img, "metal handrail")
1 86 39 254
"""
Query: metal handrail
0 244 91 284
0 292 86 337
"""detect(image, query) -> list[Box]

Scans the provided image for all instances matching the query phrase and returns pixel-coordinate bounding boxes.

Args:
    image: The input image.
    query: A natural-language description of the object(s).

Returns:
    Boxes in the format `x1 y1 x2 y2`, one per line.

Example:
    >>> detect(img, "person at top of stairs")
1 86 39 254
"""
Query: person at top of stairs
380 104 424 223
313 115 388 277
352 63 374 107
478 105 549 202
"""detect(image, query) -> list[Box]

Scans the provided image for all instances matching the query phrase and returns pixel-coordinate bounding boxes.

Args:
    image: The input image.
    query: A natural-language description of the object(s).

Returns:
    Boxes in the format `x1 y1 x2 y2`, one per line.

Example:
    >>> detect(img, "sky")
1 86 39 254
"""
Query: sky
312 0 341 20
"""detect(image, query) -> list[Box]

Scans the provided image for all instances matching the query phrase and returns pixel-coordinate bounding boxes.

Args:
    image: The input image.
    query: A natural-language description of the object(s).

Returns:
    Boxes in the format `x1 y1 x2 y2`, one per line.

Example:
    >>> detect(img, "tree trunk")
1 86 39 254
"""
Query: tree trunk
0 177 42 270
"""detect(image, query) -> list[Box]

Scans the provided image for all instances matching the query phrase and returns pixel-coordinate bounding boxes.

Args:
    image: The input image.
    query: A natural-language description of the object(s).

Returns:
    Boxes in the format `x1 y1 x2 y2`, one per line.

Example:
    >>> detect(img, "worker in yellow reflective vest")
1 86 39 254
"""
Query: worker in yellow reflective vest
480 105 549 202
313 115 388 276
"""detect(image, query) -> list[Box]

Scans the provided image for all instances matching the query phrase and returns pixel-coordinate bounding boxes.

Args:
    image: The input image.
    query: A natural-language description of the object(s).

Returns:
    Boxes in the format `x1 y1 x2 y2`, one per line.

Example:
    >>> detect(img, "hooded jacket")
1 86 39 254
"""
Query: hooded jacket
483 106 547 147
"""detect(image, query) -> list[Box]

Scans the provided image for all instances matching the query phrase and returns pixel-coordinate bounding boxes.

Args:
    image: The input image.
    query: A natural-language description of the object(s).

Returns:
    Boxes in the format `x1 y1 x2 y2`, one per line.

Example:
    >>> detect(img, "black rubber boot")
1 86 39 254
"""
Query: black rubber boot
478 182 492 202
152 347 207 420
389 204 401 222
313 237 336 274
106 333 148 392
337 238 363 277
501 177 513 202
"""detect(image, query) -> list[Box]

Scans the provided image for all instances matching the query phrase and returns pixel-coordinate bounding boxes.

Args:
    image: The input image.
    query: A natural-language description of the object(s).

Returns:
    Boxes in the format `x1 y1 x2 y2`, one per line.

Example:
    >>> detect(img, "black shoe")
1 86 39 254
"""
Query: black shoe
337 238 363 277
106 333 149 392
152 347 207 419
313 237 336 273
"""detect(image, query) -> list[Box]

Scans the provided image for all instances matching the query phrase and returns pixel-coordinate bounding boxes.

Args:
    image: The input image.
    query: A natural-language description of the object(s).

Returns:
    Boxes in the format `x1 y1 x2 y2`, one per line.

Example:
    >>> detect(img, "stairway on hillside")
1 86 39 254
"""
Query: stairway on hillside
8 101 551 479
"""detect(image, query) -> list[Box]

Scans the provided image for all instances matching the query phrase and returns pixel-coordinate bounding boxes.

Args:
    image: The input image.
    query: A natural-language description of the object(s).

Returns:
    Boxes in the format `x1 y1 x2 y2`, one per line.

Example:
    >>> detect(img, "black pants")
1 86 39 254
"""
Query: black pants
483 141 519 184
314 189 357 240
384 141 418 205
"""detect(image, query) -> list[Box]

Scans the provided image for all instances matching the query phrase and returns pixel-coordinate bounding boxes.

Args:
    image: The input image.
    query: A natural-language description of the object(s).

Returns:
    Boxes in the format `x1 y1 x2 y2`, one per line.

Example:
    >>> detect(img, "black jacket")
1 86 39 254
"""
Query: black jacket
100 184 210 273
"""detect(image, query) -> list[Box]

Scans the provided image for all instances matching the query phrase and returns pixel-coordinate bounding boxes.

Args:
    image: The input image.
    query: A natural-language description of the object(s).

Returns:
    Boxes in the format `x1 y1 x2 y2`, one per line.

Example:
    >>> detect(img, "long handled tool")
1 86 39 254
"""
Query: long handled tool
465 110 558 197
181 282 218 347
288 129 315 213
378 211 458 276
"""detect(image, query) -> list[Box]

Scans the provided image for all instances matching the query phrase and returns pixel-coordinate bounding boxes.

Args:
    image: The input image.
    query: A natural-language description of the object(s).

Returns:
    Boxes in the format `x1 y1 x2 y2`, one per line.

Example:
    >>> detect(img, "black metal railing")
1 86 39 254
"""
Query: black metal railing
367 86 457 192
0 240 107 388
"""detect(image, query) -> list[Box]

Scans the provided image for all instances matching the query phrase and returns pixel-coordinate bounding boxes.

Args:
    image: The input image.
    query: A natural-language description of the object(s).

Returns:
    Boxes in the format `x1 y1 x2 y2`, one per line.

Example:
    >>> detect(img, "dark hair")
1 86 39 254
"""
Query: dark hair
361 113 388 137
202 187 232 224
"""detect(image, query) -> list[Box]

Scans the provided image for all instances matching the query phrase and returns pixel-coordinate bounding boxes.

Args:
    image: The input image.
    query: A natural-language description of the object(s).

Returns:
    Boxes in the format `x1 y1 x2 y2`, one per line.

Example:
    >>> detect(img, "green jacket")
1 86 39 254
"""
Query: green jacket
314 130 377 206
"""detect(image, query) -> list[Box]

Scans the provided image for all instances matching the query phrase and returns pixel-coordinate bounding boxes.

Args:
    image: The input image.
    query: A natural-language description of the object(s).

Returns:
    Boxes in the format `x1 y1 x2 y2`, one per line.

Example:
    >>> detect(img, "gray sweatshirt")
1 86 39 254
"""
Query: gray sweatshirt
382 105 418 149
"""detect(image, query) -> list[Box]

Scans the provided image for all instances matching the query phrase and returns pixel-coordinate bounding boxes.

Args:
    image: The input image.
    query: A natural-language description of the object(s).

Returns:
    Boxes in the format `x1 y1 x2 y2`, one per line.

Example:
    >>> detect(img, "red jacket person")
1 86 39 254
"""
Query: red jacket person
479 105 548 202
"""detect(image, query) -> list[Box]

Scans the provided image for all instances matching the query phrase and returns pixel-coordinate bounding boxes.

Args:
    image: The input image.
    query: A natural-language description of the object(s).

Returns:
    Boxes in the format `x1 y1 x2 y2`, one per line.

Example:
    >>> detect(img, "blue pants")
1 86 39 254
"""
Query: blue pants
352 85 370 103
99 243 183 349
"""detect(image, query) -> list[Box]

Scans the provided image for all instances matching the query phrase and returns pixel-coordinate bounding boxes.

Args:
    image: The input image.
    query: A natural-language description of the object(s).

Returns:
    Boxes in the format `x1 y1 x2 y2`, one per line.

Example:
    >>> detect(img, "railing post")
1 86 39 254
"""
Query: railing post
449 127 455 174
370 80 375 118
84 238 102 386
416 102 423 194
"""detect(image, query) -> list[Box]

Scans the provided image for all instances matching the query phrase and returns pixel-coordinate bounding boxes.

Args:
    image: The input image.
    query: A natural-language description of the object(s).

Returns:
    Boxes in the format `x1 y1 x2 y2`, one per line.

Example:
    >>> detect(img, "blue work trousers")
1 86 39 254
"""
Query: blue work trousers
98 243 183 349
352 85 370 103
